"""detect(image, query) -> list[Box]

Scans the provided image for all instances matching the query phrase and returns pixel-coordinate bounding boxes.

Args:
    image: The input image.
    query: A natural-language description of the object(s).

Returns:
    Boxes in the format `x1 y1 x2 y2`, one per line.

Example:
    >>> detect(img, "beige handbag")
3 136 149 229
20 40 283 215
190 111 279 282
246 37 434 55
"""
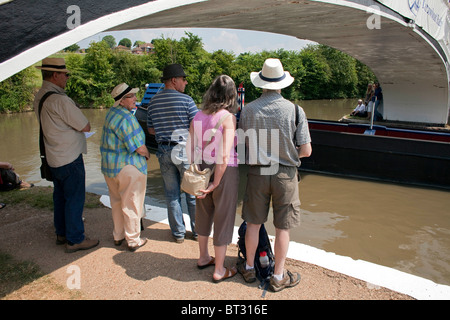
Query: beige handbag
181 164 214 196
181 112 231 196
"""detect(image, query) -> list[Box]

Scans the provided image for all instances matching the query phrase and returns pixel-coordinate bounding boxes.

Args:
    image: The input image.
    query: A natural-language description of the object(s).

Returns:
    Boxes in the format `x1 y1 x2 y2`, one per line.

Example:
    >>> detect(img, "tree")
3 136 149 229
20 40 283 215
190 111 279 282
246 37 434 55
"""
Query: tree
317 44 358 99
0 67 37 113
110 51 161 97
118 38 132 48
133 40 145 48
298 45 331 99
65 41 115 107
1 32 378 113
64 43 80 52
102 35 116 48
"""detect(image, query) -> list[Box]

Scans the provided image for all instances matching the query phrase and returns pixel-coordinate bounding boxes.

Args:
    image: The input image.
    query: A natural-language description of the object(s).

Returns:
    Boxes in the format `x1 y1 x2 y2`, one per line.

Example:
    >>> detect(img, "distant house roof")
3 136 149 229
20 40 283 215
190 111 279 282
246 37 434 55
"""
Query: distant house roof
114 45 131 51
132 42 155 54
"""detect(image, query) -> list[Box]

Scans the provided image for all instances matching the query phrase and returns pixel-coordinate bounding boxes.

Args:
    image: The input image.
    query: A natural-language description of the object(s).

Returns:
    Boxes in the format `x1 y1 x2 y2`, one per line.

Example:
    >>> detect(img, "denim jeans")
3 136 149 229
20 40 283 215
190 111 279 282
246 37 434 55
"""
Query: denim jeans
156 144 196 239
374 100 383 121
50 154 86 245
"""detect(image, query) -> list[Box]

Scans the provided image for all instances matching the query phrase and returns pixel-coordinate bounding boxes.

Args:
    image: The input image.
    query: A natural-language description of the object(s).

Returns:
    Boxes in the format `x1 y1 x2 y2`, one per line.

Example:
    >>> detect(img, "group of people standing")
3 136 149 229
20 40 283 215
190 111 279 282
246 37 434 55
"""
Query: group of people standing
34 56 312 293
351 82 383 121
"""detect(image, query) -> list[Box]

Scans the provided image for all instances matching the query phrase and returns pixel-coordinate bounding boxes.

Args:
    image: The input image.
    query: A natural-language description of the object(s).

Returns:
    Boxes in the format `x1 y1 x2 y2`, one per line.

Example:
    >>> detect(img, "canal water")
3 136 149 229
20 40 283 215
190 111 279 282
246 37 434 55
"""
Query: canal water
1 101 449 287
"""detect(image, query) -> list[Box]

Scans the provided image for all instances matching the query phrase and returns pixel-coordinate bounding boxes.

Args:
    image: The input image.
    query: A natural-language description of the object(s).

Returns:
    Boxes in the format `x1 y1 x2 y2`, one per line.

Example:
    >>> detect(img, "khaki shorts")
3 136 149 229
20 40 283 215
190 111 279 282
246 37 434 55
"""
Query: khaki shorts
242 165 301 230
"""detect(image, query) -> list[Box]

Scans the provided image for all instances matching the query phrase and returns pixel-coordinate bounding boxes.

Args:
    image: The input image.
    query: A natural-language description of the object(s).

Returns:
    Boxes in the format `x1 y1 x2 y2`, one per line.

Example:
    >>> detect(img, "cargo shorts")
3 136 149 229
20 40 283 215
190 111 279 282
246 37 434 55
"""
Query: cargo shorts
242 165 301 230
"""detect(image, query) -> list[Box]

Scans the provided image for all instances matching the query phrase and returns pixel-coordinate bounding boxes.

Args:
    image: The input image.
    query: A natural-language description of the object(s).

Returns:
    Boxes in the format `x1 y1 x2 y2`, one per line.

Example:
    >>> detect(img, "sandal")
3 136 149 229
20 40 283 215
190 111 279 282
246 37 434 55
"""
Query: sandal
0 203 5 209
197 256 215 269
212 267 237 283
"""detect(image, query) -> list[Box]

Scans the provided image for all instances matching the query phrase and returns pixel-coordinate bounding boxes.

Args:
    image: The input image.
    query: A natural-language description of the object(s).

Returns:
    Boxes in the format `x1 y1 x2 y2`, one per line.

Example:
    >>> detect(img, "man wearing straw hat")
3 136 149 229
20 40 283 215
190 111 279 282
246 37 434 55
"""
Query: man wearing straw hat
238 58 312 292
33 57 99 253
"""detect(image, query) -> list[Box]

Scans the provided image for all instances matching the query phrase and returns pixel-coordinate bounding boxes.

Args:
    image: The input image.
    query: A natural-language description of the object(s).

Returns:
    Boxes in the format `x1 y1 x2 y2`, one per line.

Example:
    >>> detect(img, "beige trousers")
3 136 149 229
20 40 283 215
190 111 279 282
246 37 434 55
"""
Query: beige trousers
104 165 147 247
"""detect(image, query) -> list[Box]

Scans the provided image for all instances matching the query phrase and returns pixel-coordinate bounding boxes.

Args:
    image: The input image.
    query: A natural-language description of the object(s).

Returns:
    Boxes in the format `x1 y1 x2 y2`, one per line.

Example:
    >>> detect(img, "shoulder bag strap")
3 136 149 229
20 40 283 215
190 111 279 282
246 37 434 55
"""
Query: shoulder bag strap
200 112 232 174
204 112 232 148
38 91 57 157
294 104 301 146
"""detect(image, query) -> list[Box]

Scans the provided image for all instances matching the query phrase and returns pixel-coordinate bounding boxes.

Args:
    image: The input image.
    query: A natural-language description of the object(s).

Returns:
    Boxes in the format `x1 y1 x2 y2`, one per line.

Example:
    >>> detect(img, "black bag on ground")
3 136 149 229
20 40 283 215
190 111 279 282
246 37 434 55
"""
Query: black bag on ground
0 168 20 191
237 221 274 285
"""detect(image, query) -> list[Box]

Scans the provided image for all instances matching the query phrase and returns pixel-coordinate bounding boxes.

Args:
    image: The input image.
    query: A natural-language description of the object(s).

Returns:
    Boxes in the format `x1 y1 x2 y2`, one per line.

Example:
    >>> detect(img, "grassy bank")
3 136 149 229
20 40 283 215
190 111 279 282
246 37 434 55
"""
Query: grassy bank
1 185 103 210
0 186 103 299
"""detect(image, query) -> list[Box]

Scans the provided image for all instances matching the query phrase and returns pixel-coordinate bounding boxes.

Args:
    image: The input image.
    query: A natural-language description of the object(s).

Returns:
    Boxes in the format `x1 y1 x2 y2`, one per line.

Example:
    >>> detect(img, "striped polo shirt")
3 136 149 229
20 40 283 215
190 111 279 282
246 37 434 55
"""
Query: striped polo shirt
100 106 147 177
147 89 198 144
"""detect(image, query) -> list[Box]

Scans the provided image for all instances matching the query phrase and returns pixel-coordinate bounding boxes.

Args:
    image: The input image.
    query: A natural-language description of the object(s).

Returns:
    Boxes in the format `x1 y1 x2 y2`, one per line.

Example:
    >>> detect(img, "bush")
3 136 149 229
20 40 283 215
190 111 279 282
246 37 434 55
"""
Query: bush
0 33 377 113
0 67 37 113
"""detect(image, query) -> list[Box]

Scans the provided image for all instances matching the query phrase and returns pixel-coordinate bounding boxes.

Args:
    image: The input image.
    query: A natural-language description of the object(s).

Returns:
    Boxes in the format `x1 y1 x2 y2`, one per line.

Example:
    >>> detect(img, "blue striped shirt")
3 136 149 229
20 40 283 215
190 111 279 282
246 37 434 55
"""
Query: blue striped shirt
147 89 198 143
100 106 147 177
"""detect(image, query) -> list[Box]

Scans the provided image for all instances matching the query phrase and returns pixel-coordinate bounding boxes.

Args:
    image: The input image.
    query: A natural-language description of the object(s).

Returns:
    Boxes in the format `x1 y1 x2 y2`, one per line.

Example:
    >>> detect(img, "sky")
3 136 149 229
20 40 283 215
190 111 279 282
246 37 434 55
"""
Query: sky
76 28 315 55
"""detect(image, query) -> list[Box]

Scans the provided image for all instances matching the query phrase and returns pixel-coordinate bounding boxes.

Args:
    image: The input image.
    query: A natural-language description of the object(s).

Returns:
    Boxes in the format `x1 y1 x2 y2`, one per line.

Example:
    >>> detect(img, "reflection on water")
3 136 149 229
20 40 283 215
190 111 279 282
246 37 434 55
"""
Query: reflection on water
299 98 358 121
1 106 449 286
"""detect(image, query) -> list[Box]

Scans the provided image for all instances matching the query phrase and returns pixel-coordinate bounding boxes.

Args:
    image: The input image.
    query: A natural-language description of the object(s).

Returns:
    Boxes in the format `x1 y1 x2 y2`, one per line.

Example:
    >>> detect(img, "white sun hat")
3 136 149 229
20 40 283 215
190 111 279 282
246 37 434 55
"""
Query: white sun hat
111 83 139 107
250 58 294 90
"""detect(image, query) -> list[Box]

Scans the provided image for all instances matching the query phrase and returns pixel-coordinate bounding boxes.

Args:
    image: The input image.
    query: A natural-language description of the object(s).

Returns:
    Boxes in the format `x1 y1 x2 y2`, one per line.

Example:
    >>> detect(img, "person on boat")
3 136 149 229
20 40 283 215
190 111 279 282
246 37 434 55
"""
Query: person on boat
187 75 239 283
350 99 368 118
0 161 34 191
372 82 383 121
33 57 99 253
238 58 312 292
146 64 198 243
364 83 374 107
100 83 150 251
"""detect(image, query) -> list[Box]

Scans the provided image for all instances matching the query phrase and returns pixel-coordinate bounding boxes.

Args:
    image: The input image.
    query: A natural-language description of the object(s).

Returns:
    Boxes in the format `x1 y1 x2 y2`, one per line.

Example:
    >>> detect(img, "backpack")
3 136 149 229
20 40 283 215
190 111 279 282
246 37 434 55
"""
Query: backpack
237 221 275 290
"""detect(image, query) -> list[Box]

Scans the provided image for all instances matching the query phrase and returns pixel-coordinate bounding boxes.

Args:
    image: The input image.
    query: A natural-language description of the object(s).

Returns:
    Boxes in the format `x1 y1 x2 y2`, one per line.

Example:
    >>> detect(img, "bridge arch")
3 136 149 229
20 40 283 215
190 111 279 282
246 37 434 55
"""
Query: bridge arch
0 0 448 125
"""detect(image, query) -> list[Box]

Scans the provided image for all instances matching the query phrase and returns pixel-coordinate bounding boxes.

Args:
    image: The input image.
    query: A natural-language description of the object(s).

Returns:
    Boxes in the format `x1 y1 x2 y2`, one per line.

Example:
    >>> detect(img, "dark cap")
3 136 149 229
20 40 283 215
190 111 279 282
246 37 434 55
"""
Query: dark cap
160 63 187 80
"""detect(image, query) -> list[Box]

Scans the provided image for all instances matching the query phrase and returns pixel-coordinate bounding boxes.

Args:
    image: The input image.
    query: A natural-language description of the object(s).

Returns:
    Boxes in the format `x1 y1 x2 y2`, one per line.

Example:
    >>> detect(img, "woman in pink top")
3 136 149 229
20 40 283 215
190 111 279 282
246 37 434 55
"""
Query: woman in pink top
188 75 239 283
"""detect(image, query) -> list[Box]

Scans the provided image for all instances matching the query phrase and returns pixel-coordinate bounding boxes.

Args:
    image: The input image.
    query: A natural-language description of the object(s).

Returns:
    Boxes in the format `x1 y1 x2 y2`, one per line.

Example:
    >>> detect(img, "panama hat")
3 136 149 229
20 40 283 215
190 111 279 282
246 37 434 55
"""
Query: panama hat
36 58 70 73
160 63 187 80
111 83 139 107
250 58 294 90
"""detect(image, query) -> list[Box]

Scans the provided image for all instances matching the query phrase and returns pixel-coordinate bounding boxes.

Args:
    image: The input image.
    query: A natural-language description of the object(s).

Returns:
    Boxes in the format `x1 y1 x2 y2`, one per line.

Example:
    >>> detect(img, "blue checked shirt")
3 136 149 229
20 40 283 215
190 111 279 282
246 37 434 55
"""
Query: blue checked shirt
100 106 147 177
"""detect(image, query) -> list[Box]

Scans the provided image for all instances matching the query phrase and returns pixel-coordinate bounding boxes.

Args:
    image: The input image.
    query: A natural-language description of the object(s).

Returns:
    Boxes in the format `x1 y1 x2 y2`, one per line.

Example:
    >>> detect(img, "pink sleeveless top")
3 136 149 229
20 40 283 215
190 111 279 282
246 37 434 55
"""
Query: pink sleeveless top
191 109 238 167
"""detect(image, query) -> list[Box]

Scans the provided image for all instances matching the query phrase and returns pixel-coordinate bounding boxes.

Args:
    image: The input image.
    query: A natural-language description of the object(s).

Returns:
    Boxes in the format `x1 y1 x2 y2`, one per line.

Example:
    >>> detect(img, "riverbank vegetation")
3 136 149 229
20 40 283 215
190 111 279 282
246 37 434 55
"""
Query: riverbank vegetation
0 32 376 113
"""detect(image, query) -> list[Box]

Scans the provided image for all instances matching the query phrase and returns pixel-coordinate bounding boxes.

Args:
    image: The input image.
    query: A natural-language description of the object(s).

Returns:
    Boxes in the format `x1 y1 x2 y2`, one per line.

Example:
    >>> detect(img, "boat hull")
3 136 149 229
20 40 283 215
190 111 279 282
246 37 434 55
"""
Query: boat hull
301 126 450 189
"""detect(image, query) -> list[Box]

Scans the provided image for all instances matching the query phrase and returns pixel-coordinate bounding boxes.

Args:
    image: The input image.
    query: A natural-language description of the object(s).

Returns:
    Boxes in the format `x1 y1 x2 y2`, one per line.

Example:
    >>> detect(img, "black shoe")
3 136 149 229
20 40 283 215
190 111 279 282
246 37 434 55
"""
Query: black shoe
56 235 67 245
114 238 125 246
128 238 148 252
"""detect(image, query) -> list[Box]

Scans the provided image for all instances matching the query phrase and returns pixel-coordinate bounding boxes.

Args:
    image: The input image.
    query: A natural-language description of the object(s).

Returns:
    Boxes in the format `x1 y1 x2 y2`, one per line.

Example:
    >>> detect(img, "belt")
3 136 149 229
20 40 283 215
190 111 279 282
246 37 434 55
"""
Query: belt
158 141 178 146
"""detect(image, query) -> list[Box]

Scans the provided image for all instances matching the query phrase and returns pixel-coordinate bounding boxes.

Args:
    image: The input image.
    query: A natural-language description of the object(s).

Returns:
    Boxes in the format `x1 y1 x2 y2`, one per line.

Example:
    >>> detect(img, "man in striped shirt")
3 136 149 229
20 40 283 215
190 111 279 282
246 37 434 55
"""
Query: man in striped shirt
147 64 198 243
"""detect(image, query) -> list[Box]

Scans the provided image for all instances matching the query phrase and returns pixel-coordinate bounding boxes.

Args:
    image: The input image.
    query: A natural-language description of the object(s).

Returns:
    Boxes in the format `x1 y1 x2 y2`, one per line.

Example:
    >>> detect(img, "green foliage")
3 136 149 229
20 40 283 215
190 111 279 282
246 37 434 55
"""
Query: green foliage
66 41 115 107
102 35 116 48
0 32 377 112
118 38 132 48
64 43 80 52
0 67 38 113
